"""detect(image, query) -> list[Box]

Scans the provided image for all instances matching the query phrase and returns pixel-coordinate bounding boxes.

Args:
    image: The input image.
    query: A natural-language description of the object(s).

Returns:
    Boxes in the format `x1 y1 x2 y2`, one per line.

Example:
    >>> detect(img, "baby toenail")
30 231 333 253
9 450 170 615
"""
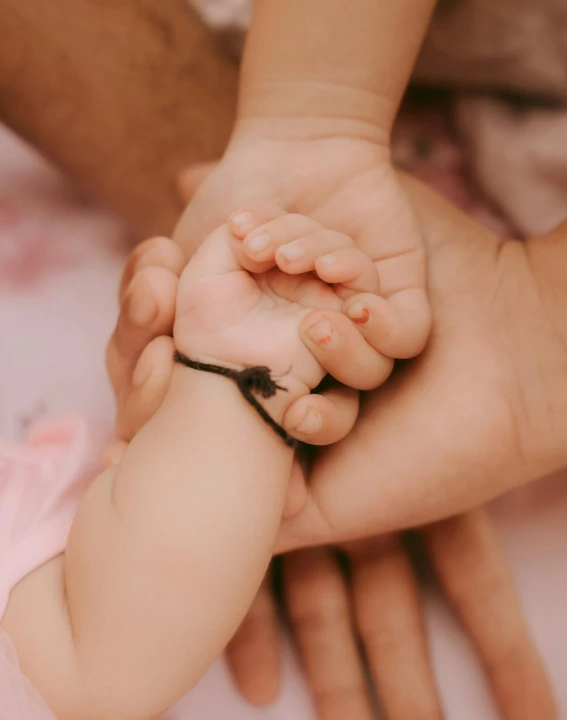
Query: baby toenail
230 211 254 233
246 232 271 253
347 302 370 324
295 410 322 435
278 245 304 262
306 318 335 346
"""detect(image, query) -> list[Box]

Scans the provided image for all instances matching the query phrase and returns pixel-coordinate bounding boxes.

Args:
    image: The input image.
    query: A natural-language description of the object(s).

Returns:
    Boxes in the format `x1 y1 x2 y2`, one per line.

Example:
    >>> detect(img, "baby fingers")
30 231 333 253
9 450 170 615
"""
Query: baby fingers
300 310 393 390
315 248 380 298
343 287 431 359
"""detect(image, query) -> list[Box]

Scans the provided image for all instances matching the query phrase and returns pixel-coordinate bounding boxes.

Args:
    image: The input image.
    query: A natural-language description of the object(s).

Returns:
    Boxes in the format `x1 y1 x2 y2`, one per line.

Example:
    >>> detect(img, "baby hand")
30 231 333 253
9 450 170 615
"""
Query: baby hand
227 204 405 391
107 233 362 452
175 206 389 397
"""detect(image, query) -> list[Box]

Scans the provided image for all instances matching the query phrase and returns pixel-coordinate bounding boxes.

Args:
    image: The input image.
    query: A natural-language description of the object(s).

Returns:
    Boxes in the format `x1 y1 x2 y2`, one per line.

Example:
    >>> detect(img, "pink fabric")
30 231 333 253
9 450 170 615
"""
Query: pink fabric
0 416 99 617
0 111 567 719
0 630 56 720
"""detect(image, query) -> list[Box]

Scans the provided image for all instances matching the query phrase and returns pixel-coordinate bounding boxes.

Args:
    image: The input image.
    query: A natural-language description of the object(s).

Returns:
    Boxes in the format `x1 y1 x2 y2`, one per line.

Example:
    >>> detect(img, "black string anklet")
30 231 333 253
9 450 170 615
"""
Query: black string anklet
174 351 297 448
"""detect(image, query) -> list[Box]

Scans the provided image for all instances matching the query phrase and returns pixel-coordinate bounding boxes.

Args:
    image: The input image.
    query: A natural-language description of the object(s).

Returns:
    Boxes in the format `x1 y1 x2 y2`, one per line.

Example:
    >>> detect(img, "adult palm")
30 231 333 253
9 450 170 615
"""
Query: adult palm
278 176 567 549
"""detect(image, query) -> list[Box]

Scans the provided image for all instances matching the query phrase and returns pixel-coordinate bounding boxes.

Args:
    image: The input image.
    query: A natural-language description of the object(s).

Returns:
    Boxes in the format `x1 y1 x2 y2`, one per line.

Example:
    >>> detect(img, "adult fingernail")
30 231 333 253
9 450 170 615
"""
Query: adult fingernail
278 244 304 262
347 301 370 324
132 351 154 388
128 288 158 327
230 210 254 233
246 232 271 253
295 409 322 435
305 318 335 346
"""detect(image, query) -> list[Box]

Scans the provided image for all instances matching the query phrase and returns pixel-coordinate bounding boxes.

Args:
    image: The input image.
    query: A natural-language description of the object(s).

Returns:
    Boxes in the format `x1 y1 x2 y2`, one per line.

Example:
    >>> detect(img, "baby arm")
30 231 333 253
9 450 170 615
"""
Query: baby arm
2 365 295 720
239 0 437 140
4 215 379 720
64 364 295 719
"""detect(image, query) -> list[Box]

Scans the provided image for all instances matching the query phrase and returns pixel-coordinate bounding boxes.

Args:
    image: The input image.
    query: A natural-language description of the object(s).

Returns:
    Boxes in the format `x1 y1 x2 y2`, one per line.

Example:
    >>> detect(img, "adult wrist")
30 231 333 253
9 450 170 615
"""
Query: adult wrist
512 228 567 473
526 224 567 362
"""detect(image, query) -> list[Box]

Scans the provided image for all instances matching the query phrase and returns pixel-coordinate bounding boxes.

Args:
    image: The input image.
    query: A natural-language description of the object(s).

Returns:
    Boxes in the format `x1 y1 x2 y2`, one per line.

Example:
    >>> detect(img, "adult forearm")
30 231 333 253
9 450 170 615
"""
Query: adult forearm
238 0 437 141
0 0 237 237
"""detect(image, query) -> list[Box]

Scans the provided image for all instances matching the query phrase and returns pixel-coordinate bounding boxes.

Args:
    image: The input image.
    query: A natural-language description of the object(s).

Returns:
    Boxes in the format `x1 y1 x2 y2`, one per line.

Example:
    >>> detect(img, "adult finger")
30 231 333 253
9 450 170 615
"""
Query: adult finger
107 265 178 398
348 535 443 720
116 335 175 441
282 385 359 446
425 510 557 720
226 572 282 706
284 548 374 720
118 236 185 303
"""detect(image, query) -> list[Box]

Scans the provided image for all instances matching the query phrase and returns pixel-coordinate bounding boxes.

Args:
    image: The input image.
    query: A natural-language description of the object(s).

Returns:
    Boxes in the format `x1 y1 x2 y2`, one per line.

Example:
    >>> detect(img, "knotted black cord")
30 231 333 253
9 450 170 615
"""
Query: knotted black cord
174 351 297 448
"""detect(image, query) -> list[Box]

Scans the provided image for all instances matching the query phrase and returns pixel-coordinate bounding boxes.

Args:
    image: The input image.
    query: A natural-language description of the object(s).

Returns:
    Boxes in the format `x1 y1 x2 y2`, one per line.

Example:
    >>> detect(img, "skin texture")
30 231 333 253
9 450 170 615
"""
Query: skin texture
0 0 237 237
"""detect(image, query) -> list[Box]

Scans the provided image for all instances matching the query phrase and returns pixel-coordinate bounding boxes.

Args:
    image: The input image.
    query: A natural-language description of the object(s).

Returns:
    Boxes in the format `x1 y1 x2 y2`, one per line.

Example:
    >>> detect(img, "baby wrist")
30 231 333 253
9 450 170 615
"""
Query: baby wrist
173 352 308 445
234 80 393 146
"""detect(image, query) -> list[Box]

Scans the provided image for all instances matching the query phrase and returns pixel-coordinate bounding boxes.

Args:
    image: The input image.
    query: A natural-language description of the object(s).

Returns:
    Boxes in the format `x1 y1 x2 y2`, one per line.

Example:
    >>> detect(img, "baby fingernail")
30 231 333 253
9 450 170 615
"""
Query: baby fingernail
246 232 271 253
278 245 304 262
230 210 254 233
129 289 158 327
295 410 322 435
347 301 370 324
306 318 335 346
132 351 154 388
317 253 337 267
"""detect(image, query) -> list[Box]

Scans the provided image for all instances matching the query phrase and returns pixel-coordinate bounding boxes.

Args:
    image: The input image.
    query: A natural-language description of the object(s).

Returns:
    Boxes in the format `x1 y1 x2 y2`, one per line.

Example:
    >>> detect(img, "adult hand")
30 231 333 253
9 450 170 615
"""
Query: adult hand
278 177 567 548
227 515 555 720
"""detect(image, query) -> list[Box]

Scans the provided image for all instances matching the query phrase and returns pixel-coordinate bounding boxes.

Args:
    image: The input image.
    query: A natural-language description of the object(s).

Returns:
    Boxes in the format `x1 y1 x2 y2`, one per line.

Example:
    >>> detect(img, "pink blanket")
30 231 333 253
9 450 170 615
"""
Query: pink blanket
1 118 566 719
